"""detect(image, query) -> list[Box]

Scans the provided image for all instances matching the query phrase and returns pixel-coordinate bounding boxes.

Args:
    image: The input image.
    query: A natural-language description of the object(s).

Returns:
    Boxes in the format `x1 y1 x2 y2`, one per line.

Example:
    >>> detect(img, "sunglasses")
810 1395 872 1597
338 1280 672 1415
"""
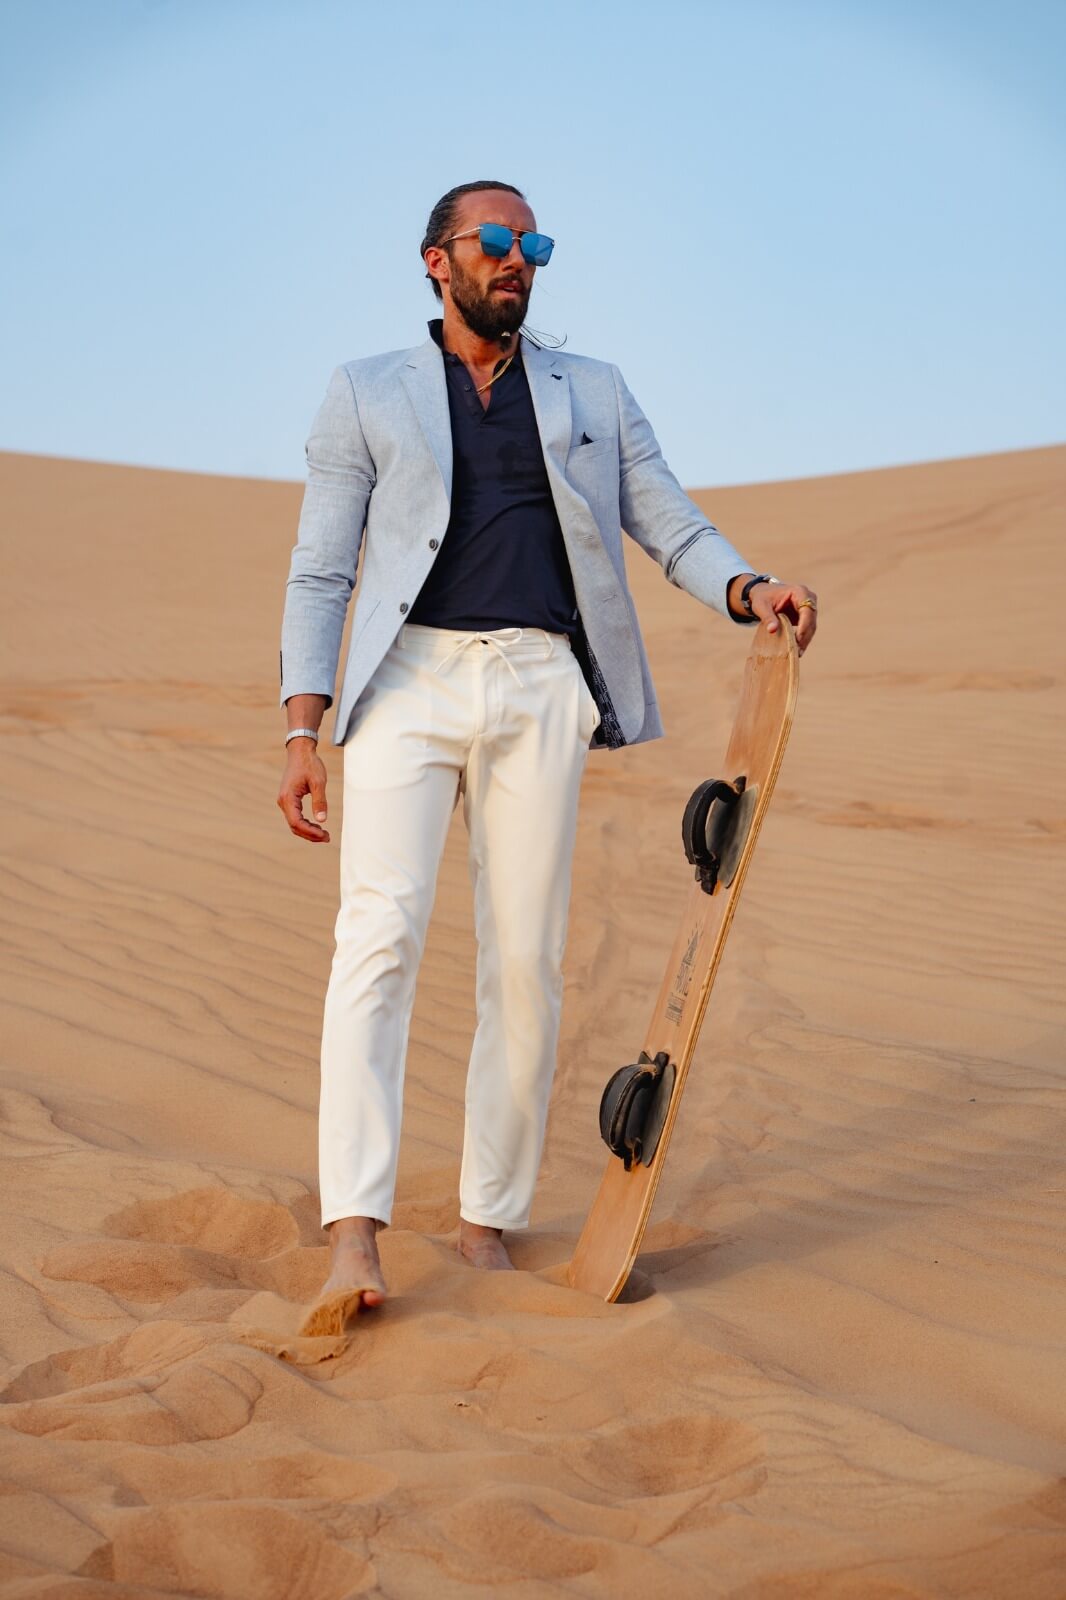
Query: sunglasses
441 222 555 267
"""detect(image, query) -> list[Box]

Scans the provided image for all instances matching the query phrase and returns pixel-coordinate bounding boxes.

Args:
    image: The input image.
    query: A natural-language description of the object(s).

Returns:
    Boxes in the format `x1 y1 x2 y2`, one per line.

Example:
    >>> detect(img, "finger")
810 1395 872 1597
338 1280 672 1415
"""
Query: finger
752 586 794 632
795 591 819 649
309 773 328 825
277 784 330 843
292 808 331 843
774 587 808 622
750 590 778 631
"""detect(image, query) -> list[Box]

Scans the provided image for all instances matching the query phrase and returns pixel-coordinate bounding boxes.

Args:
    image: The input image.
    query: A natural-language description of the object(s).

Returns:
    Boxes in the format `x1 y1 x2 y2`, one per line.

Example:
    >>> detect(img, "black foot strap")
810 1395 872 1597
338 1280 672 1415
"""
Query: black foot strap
599 1050 675 1170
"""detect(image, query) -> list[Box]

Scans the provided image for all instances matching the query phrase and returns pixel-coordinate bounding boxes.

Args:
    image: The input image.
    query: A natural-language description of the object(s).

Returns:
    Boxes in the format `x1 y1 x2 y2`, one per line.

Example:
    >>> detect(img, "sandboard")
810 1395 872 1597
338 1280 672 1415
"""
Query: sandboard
566 615 799 1300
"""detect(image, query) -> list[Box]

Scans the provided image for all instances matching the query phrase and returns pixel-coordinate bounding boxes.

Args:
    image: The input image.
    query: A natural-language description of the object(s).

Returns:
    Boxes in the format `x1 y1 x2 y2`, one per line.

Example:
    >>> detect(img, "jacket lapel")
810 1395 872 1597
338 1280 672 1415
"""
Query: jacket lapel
524 337 646 734
400 336 453 502
522 338 571 467
524 337 604 546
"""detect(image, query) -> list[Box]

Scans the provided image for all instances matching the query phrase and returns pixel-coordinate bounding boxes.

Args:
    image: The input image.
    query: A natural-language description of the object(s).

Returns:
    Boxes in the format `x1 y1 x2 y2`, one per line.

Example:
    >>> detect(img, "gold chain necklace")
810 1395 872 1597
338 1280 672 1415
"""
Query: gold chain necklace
473 353 515 393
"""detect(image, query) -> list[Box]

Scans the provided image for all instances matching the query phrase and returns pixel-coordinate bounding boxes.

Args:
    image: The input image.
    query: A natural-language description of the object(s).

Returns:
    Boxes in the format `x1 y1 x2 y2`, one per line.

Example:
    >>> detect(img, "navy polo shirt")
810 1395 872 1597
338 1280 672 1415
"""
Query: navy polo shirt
406 320 579 636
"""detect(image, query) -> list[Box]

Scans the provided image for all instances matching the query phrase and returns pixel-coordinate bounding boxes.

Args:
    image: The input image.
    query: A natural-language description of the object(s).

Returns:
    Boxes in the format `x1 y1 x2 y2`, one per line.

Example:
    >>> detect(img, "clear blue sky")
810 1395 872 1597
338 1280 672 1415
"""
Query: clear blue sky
2 0 1063 487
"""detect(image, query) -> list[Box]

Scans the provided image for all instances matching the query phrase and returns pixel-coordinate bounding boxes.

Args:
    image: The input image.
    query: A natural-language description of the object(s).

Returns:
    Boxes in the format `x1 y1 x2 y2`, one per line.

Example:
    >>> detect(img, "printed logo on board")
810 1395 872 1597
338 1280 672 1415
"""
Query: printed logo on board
666 921 704 1024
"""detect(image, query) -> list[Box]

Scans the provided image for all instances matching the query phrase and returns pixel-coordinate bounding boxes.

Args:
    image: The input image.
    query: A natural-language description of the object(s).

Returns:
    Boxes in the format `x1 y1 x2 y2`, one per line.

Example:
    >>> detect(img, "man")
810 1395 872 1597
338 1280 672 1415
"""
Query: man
278 180 817 1334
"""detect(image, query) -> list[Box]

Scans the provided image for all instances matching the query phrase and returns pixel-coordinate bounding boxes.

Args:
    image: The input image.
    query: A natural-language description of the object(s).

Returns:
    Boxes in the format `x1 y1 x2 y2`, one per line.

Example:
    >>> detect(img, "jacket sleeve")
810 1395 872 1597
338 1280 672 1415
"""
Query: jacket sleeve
279 365 376 708
611 364 757 624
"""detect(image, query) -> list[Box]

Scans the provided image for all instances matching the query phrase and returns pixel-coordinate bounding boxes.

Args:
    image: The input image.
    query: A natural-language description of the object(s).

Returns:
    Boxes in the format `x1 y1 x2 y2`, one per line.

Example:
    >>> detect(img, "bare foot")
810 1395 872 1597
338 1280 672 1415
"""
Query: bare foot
299 1216 387 1336
457 1220 516 1271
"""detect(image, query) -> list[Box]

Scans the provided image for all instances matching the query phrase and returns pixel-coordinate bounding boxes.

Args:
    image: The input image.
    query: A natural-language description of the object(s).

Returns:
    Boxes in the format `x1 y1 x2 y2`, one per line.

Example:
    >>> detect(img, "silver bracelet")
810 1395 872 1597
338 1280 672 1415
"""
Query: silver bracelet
285 727 320 745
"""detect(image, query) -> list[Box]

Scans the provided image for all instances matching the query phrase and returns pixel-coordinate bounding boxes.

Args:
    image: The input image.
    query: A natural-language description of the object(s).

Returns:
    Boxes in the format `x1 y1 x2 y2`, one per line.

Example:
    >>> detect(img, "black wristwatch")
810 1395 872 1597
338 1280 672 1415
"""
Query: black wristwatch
739 572 781 619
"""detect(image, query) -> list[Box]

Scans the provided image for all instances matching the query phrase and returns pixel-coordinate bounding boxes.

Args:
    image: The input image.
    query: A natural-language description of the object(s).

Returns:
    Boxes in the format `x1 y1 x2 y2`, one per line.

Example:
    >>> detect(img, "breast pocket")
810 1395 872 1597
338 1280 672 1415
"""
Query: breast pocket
566 436 614 466
565 437 620 535
565 437 617 502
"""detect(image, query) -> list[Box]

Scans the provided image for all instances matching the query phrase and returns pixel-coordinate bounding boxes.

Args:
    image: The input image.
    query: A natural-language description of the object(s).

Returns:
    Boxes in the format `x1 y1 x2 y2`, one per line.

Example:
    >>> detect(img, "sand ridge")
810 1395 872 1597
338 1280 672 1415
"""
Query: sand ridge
0 443 1064 1596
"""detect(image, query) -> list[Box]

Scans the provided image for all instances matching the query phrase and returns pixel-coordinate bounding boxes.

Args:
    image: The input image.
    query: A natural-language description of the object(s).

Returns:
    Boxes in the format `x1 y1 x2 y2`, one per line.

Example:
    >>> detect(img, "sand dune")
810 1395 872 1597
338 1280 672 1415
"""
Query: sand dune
0 442 1063 1597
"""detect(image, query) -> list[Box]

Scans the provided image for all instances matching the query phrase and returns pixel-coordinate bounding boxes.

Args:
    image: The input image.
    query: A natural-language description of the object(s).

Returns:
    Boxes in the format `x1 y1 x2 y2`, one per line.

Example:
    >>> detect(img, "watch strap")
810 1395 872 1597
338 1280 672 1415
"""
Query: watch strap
739 573 779 617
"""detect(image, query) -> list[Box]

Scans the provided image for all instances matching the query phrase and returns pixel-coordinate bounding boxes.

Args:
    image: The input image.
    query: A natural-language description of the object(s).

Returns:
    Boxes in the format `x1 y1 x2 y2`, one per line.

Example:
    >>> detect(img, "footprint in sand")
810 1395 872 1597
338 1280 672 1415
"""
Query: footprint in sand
573 1412 764 1501
434 1412 765 1581
439 1489 605 1583
38 1185 315 1314
1 1322 266 1445
76 1503 371 1600
102 1187 301 1256
31 1182 361 1364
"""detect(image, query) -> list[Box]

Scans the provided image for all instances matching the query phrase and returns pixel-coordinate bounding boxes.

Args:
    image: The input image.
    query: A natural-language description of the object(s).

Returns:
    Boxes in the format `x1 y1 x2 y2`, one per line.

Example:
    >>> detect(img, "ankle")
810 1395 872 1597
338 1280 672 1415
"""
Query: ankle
329 1215 382 1245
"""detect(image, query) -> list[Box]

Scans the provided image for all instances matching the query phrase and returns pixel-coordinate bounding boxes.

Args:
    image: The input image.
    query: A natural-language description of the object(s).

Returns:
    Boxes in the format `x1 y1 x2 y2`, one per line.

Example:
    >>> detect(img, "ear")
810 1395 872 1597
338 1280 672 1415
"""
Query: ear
423 245 450 293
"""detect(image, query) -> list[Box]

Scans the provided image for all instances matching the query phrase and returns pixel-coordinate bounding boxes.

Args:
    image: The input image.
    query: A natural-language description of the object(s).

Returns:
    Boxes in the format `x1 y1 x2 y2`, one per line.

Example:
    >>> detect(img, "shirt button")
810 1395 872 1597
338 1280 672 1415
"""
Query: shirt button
399 602 408 613
429 538 438 549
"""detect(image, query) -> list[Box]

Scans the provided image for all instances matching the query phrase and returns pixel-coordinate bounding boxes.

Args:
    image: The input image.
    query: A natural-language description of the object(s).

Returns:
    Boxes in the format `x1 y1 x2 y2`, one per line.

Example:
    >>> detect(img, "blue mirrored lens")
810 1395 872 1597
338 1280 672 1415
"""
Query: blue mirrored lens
520 232 554 266
478 224 514 258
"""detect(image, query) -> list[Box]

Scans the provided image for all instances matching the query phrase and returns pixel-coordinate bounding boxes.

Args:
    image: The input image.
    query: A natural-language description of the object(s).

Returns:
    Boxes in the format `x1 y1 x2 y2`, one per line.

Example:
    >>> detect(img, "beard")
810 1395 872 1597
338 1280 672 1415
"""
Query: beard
448 254 530 340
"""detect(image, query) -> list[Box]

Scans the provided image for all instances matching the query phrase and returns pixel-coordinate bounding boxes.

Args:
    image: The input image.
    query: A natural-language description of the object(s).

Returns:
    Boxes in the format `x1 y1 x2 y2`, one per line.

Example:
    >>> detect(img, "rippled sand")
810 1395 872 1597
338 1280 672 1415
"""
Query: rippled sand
1 443 1063 1597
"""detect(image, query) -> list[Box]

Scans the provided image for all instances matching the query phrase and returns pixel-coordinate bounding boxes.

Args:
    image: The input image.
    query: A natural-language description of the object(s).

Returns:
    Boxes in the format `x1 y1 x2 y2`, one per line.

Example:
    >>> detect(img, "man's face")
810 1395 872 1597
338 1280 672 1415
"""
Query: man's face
433 189 540 340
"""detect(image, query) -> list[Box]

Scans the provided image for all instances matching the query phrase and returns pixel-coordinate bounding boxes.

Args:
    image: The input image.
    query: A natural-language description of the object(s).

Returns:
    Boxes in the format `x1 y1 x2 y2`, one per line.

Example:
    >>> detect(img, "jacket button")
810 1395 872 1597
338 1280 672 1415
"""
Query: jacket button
399 602 408 613
428 538 438 550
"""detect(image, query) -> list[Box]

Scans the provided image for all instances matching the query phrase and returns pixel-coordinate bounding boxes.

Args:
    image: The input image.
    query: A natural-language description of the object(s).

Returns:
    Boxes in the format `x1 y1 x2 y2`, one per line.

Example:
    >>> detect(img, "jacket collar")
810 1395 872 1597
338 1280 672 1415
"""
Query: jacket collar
401 322 571 490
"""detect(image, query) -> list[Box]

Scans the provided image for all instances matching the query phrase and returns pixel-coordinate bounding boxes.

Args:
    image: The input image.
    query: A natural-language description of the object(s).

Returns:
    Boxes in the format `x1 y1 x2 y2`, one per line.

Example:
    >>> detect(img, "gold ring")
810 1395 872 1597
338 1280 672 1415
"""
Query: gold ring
798 598 817 610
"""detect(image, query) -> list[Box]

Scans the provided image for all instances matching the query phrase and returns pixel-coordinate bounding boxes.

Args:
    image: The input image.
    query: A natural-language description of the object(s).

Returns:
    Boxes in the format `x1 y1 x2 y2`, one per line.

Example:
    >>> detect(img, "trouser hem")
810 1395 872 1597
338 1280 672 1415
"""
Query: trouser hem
321 1209 391 1231
459 1210 530 1231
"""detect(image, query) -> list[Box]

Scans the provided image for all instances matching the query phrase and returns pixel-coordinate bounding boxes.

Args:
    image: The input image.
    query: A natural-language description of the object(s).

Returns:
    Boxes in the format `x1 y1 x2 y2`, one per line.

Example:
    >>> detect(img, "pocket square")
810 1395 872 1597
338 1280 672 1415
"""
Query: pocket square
579 432 594 446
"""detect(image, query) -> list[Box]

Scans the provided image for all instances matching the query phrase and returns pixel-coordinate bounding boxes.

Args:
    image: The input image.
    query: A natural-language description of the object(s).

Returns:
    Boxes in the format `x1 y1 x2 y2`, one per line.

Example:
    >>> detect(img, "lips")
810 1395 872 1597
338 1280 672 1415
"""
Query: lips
494 280 523 295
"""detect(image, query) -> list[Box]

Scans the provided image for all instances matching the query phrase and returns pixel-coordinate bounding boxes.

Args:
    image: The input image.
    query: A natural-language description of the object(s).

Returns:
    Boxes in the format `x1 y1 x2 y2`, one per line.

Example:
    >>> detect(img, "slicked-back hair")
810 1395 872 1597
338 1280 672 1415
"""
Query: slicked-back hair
420 180 526 301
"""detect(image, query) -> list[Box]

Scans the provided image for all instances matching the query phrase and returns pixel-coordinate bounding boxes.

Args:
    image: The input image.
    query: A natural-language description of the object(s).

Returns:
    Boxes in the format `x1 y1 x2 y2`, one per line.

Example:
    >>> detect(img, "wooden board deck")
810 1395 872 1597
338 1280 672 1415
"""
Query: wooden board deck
566 616 800 1300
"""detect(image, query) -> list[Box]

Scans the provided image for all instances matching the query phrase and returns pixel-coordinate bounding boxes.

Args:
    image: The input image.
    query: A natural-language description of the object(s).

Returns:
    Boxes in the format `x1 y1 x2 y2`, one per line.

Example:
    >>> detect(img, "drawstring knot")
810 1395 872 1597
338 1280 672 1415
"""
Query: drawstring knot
429 627 553 688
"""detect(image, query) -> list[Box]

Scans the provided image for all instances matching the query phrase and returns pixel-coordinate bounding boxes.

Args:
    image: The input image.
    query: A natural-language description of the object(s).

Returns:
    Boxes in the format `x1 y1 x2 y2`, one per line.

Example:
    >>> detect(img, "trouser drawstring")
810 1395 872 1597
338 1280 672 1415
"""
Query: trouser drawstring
425 626 555 689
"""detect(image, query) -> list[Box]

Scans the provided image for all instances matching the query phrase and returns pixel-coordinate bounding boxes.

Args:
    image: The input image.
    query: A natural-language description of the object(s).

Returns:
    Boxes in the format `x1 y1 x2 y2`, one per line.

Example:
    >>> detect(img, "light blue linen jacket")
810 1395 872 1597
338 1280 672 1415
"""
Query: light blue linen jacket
279 328 756 750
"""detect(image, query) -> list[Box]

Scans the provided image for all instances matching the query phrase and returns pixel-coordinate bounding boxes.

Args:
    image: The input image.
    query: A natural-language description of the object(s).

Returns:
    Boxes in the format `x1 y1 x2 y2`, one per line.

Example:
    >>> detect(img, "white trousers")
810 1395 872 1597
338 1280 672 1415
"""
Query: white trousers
317 622 602 1232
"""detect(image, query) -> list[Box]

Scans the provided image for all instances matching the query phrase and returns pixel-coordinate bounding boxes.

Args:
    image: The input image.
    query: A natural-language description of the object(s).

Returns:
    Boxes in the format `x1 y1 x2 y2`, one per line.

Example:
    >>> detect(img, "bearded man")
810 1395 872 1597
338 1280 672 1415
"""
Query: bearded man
277 179 818 1333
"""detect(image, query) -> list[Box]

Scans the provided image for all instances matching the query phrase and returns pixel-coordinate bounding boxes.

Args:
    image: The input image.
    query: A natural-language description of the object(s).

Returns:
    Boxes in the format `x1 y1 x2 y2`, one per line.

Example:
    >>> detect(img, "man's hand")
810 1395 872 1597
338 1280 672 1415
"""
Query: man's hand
729 575 819 657
277 741 331 843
